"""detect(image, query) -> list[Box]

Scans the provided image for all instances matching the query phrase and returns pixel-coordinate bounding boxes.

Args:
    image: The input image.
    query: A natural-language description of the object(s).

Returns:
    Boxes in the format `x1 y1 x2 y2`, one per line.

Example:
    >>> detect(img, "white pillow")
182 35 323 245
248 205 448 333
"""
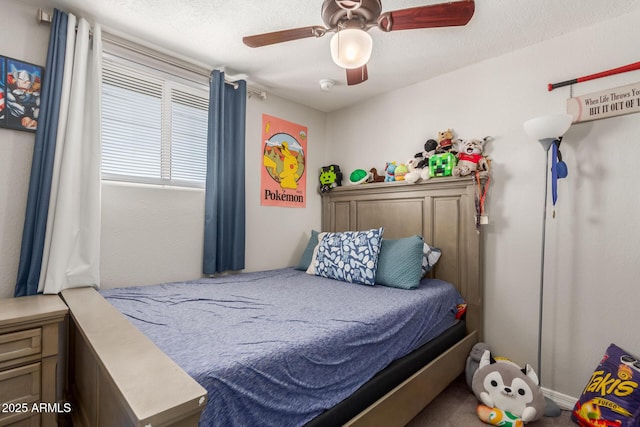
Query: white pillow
422 243 442 276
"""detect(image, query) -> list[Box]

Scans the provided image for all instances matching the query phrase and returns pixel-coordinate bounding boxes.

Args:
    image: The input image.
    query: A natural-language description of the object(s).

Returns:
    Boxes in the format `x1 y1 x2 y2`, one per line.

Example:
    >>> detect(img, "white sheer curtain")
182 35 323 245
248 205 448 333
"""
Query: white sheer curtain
38 16 102 293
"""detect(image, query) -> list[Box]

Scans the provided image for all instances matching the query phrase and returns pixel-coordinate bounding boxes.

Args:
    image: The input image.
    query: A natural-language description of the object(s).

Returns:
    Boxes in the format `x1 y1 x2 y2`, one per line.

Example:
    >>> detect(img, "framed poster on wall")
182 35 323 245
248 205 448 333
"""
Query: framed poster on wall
0 56 43 132
261 114 307 208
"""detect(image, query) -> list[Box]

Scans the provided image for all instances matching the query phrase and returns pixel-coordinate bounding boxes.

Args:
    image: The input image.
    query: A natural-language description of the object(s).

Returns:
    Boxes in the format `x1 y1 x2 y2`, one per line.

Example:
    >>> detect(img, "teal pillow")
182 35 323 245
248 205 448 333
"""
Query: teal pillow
375 235 424 289
295 230 319 270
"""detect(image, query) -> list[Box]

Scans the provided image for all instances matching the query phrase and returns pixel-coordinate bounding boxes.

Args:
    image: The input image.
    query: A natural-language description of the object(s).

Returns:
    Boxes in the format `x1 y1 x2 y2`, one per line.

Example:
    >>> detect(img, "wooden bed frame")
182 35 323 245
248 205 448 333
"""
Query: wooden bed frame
324 177 483 426
60 176 483 427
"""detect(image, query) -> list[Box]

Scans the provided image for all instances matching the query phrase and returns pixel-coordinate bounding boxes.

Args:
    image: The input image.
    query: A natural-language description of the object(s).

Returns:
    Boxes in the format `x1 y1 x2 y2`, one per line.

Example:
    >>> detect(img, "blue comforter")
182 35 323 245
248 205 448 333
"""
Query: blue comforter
100 267 463 426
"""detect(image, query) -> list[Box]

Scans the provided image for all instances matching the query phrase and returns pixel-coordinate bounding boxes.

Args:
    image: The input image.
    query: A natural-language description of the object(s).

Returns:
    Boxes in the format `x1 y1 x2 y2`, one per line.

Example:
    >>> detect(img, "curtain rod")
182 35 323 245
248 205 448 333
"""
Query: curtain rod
36 8 267 100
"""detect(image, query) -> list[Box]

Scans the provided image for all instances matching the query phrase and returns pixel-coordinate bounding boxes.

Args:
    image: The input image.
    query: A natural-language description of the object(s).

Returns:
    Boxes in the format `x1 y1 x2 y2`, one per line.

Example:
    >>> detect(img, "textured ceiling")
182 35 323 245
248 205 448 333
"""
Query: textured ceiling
20 0 640 112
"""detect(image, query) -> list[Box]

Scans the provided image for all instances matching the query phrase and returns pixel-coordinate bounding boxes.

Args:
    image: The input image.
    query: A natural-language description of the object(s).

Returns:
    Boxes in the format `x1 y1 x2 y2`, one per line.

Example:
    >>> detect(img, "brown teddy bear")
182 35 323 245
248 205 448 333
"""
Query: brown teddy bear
436 129 455 154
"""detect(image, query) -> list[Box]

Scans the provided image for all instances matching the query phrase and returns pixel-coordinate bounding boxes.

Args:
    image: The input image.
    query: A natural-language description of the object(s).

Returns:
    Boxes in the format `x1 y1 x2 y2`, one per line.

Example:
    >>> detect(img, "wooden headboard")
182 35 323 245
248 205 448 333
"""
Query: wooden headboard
322 177 484 340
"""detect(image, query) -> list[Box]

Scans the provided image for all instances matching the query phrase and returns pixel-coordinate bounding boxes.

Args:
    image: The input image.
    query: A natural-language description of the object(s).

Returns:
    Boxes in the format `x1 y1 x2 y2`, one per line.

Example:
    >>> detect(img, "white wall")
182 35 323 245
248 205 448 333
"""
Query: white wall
0 2 50 298
326 9 640 398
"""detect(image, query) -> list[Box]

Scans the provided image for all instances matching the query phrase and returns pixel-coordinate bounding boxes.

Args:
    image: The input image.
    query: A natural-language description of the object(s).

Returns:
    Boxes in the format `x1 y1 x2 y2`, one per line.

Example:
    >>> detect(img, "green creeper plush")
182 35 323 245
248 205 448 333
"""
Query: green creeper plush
428 153 457 177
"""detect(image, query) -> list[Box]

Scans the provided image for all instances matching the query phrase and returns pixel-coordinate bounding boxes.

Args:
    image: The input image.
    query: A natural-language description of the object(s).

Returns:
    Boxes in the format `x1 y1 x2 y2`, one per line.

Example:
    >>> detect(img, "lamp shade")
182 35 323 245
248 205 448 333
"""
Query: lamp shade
330 28 372 69
523 114 573 150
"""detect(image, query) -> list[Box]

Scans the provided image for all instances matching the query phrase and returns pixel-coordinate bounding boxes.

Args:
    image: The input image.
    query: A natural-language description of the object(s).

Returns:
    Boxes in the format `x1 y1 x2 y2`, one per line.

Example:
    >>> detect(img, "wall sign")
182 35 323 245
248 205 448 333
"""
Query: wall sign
1 56 43 132
567 82 640 123
260 114 307 208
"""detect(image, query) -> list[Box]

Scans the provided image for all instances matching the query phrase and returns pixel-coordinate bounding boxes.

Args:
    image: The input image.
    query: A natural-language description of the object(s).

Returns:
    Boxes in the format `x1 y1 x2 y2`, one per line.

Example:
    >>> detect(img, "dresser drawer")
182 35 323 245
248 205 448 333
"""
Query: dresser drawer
0 329 41 370
0 362 41 425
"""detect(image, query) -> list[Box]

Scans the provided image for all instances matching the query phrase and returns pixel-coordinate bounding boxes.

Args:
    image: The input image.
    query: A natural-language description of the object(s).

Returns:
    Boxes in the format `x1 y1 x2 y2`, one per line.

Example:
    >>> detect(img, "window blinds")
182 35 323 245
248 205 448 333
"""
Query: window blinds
101 56 209 187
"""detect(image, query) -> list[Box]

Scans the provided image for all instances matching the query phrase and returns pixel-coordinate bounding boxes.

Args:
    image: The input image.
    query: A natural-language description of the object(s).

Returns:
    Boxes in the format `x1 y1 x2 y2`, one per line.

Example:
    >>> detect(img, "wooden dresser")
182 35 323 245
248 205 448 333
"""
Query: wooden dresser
0 295 68 427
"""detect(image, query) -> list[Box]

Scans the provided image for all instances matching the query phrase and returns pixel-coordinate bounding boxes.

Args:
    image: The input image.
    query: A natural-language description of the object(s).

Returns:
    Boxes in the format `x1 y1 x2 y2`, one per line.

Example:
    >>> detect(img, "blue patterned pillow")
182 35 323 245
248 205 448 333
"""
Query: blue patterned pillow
313 228 384 286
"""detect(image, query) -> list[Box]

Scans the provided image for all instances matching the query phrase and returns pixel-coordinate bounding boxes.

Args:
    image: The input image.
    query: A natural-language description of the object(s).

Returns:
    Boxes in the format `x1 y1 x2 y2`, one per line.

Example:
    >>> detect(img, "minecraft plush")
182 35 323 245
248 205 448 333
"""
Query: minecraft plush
472 350 546 425
318 165 342 193
452 137 490 177
429 153 457 177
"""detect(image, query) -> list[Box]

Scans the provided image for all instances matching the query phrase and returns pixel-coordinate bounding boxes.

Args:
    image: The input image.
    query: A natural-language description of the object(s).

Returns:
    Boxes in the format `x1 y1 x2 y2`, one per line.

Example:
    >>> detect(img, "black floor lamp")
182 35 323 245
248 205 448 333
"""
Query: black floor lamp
523 113 573 413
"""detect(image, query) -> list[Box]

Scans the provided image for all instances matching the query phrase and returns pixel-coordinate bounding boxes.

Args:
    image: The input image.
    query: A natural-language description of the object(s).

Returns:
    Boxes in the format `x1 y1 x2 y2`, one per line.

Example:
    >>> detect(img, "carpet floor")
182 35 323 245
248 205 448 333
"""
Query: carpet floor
407 375 577 426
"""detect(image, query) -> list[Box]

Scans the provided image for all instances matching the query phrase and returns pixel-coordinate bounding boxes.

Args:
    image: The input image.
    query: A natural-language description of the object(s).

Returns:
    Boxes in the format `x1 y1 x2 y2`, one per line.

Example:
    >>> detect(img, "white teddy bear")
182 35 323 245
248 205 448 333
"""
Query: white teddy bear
452 137 490 177
405 158 431 183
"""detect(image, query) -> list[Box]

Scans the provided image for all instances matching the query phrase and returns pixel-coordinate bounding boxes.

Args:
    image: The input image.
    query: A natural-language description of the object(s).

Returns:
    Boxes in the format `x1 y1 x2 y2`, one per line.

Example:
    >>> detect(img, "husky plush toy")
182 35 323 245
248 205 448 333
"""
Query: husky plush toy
472 350 546 425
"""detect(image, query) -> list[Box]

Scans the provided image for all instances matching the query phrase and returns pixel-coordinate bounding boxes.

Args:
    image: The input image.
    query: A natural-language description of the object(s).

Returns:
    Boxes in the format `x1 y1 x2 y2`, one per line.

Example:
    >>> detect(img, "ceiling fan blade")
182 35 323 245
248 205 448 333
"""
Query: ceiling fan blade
346 65 368 86
379 0 475 32
243 26 327 48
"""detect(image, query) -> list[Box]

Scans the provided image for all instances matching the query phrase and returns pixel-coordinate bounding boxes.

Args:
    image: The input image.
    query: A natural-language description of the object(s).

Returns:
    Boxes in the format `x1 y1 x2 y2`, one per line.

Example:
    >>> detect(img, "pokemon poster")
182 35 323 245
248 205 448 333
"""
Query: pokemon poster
261 114 307 208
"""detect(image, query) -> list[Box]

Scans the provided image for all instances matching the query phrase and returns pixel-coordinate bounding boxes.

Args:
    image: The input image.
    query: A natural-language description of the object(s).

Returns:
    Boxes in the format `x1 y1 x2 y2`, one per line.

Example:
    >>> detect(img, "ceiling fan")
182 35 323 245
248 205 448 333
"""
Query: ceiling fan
243 0 475 86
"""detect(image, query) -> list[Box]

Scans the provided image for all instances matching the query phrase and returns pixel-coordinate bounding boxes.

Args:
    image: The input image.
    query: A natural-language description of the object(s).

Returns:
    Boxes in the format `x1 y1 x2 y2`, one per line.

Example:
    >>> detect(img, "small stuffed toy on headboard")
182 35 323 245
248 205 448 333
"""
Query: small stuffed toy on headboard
472 350 546 425
318 165 342 193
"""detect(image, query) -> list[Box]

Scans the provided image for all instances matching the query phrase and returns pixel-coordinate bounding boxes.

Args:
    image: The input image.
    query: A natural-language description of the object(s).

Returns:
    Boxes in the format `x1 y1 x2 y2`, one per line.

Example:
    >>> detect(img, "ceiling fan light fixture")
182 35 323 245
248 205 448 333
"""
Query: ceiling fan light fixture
330 28 372 69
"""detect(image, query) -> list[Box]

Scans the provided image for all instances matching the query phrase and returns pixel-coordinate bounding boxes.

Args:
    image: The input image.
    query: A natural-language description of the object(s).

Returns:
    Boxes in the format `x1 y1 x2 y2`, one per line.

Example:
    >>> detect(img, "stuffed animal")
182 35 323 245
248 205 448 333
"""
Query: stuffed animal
436 129 455 154
384 162 397 182
405 158 430 184
429 153 457 177
369 168 385 182
472 350 546 425
405 139 437 184
466 342 491 390
349 169 372 185
452 137 490 177
394 163 408 181
318 165 342 193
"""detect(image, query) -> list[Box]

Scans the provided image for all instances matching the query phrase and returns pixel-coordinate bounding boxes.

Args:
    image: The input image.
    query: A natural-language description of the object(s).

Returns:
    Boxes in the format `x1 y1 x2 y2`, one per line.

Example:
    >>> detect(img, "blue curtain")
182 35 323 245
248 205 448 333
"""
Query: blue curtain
203 70 247 274
15 10 68 297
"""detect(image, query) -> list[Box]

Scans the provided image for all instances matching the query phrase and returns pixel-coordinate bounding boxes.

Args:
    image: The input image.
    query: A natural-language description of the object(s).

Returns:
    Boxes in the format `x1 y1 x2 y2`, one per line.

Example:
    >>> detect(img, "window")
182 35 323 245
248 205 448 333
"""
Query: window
101 53 209 187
